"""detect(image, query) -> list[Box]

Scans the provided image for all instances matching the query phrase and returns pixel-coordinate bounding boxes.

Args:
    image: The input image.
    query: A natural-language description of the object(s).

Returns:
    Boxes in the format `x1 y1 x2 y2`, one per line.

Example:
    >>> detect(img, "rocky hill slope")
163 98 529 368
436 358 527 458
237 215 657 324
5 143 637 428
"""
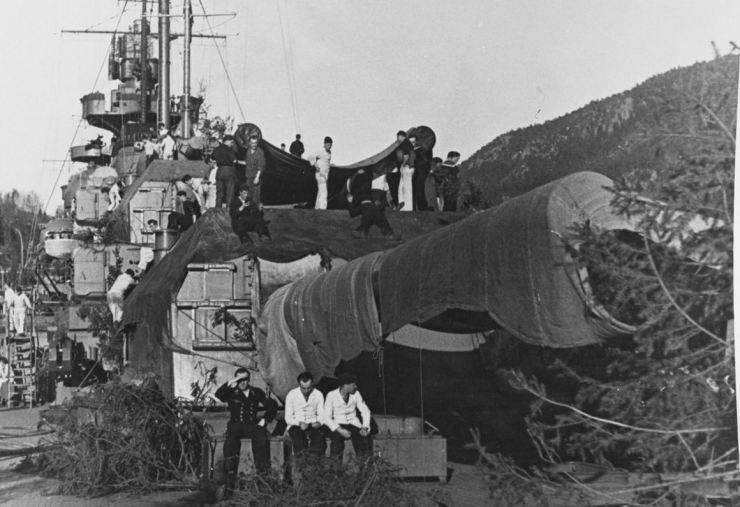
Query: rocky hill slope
460 55 738 206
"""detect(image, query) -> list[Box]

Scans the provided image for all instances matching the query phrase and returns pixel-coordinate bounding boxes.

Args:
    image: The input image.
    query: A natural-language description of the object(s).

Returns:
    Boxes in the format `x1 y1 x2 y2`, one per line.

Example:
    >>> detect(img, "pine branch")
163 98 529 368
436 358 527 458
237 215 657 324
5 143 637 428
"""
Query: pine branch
641 233 726 345
514 374 730 435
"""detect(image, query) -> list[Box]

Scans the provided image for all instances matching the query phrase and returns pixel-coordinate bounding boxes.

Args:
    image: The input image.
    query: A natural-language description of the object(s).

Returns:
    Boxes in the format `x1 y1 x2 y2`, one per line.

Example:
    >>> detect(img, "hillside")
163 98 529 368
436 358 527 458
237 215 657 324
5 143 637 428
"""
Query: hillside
460 55 738 206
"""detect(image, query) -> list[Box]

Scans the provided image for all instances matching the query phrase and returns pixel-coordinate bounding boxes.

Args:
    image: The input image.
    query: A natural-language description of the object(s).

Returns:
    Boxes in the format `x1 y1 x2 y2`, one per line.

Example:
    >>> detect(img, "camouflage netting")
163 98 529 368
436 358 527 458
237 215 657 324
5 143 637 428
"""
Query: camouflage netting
121 208 466 388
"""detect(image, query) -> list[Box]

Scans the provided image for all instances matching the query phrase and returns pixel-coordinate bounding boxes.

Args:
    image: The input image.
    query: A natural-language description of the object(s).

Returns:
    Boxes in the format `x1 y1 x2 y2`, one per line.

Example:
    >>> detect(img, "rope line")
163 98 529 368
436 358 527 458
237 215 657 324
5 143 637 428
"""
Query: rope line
196 0 246 122
28 0 131 274
276 0 301 133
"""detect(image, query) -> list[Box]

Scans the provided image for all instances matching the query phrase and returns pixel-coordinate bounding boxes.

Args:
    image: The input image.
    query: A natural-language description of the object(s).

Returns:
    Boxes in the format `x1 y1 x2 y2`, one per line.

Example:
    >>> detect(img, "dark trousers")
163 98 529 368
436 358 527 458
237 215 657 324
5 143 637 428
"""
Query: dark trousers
234 215 271 241
329 424 372 460
216 166 236 208
223 421 270 481
244 168 262 205
166 212 193 232
288 425 326 457
387 171 400 207
443 192 458 211
356 192 393 237
413 168 431 210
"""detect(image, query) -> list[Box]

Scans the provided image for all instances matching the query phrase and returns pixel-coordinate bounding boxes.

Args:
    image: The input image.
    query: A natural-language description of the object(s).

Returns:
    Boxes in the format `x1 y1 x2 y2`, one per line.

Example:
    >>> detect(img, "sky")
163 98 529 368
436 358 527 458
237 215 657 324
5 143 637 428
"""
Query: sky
0 0 737 213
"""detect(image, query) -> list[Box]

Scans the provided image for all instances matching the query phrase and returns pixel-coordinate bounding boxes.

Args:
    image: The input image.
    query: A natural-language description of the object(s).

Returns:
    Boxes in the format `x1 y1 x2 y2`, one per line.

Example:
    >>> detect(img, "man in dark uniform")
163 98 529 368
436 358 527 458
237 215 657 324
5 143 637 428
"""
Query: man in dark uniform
440 151 461 211
347 167 400 240
243 135 265 206
410 133 433 211
215 367 278 487
211 135 238 208
230 184 271 241
289 133 304 158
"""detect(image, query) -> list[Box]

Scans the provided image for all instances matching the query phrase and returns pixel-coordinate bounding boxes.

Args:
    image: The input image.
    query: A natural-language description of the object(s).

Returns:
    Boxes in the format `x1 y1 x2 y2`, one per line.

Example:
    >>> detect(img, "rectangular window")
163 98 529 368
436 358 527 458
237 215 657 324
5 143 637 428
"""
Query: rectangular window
181 306 253 350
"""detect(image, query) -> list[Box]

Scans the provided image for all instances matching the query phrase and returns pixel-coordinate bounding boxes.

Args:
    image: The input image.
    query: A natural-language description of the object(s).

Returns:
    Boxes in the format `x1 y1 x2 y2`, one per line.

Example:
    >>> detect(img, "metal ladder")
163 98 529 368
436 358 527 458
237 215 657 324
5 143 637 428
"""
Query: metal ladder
8 334 35 408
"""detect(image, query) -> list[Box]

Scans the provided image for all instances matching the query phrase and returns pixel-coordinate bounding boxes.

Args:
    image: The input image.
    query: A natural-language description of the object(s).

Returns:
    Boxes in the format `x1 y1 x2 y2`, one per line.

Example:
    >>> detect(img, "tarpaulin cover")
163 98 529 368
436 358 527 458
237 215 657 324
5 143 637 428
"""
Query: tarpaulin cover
121 208 462 377
378 171 636 347
120 211 250 384
282 252 384 384
249 208 466 263
234 123 435 208
255 283 307 398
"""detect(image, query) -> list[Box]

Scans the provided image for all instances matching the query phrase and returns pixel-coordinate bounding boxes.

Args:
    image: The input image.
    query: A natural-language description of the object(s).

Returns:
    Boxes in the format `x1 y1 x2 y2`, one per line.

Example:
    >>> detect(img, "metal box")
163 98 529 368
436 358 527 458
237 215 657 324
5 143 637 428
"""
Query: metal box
178 263 238 305
72 244 141 297
129 183 169 210
75 188 108 222
373 435 447 481
131 208 162 245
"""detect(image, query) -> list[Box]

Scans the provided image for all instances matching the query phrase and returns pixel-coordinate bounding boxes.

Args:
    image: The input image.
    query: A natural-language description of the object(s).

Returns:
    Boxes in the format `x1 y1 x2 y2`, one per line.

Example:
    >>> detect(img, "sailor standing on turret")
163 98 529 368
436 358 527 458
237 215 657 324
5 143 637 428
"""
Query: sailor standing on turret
243 135 265 207
11 287 32 336
212 135 239 208
309 136 333 209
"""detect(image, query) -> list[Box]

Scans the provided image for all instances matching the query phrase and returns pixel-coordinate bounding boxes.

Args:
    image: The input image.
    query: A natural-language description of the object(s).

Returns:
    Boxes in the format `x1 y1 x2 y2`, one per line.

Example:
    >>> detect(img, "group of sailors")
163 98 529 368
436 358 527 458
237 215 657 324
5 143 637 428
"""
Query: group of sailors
215 368 372 495
130 126 462 243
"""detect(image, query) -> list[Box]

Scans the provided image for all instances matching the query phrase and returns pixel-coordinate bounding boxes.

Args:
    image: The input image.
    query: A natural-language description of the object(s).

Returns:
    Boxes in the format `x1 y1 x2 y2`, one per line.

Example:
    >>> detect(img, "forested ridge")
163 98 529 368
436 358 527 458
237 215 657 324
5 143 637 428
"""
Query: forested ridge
460 55 738 205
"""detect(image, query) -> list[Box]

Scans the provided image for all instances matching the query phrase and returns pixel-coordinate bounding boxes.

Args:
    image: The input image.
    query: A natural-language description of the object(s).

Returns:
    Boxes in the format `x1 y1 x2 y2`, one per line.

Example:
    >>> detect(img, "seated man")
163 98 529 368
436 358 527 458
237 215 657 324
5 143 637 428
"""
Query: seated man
229 184 271 241
323 372 372 461
284 371 326 458
167 191 199 232
215 368 278 487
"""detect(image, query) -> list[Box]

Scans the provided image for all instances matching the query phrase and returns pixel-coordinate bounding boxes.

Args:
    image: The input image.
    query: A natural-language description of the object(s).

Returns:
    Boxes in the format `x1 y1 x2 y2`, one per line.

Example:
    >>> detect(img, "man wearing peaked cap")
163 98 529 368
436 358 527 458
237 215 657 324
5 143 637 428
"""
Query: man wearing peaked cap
215 367 278 488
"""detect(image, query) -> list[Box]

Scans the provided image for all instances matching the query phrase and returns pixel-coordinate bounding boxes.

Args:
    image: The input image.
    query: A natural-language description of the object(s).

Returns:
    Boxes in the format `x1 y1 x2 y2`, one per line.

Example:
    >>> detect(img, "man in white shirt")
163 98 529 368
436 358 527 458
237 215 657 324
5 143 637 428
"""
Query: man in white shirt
159 128 177 160
11 287 32 335
323 372 372 460
107 270 136 322
284 371 326 457
309 136 333 209
107 180 122 212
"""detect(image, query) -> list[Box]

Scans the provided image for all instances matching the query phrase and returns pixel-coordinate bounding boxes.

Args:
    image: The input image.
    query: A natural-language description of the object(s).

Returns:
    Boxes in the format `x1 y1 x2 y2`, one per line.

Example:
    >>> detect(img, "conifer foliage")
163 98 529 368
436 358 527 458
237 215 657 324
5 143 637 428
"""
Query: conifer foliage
514 57 736 474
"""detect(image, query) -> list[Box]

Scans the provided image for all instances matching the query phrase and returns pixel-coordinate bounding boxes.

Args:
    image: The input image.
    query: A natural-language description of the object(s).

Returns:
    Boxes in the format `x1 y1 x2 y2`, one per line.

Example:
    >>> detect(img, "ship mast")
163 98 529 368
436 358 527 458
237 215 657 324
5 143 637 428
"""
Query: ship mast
139 0 149 124
182 0 192 136
157 0 170 129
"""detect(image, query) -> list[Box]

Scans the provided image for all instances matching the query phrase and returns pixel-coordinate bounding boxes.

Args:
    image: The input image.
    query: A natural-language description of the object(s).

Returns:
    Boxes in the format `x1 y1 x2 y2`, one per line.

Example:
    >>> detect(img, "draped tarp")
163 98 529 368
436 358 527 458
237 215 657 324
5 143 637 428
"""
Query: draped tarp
281 252 384 384
234 123 436 208
255 284 306 398
378 171 636 347
121 208 462 379
252 171 636 393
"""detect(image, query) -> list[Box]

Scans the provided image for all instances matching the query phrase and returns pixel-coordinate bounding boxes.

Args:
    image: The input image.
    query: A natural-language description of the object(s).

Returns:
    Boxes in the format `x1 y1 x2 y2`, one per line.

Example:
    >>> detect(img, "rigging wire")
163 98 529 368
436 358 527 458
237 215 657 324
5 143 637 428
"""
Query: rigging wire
81 6 131 32
196 0 246 122
276 0 301 134
27 0 132 271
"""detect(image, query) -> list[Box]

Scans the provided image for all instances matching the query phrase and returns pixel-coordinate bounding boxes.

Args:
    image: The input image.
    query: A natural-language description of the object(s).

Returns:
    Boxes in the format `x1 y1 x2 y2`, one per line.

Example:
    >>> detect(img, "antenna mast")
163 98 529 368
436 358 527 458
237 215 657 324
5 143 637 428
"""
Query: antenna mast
158 0 170 129
139 0 149 123
182 0 192 136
